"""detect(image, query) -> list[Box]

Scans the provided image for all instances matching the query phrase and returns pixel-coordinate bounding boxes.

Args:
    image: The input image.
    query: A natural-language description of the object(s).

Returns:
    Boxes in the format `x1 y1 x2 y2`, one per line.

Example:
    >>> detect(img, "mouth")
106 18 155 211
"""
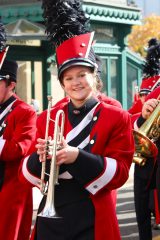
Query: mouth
73 87 83 91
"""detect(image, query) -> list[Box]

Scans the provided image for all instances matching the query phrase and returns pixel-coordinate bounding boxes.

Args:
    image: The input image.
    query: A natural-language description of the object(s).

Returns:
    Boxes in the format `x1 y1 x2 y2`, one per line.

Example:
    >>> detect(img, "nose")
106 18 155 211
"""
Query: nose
71 77 80 85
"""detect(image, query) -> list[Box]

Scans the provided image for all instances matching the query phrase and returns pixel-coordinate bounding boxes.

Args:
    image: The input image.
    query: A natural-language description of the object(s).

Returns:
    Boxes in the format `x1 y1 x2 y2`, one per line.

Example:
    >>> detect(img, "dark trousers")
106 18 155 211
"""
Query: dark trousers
134 174 152 240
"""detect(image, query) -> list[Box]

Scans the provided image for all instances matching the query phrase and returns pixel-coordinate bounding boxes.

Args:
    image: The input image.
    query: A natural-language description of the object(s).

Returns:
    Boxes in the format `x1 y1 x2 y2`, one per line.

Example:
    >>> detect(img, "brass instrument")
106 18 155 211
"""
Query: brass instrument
133 101 160 166
40 96 53 194
39 96 65 218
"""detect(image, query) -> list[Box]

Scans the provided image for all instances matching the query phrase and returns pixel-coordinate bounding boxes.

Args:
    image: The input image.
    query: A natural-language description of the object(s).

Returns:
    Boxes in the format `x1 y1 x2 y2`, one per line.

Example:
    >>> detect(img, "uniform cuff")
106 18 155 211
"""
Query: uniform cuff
137 115 146 128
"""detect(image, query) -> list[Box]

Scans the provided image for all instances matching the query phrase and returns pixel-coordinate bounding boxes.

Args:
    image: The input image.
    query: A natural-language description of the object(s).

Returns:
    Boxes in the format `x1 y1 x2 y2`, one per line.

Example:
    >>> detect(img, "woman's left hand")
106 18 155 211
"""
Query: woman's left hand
56 139 79 165
142 98 159 119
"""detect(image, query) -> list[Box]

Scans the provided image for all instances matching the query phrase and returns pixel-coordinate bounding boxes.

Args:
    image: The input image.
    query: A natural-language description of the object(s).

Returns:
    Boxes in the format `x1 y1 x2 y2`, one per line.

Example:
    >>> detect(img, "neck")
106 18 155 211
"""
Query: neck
71 95 94 108
2 93 14 105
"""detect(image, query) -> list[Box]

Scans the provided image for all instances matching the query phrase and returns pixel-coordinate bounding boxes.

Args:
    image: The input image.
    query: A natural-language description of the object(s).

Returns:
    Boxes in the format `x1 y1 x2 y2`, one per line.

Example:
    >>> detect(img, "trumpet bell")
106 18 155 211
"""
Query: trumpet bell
38 204 60 218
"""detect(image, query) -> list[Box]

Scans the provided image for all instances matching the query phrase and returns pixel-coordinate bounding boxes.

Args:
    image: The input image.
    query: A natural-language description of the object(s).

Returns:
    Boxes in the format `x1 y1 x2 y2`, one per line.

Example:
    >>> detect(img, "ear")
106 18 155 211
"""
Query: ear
9 81 16 91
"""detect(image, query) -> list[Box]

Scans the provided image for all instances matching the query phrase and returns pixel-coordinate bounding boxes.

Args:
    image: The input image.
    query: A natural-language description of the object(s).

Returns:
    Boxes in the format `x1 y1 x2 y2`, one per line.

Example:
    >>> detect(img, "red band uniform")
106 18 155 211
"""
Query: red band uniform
0 59 37 240
22 32 134 240
21 1 134 239
131 37 160 240
23 96 134 240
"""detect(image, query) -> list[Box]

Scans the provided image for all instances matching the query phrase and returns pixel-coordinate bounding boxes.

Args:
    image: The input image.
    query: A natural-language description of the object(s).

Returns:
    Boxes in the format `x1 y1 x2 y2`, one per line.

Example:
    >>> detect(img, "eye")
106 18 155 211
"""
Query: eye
79 73 86 78
64 77 72 81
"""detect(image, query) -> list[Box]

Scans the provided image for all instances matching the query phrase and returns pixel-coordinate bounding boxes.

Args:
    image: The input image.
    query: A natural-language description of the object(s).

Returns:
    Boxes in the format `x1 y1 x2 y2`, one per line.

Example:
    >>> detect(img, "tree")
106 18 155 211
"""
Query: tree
127 15 160 57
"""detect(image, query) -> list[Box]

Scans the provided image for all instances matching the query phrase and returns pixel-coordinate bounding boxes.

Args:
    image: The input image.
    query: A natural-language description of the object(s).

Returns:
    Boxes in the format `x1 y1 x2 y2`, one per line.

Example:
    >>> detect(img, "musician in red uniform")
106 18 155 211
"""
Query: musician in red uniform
128 38 160 116
0 58 37 240
133 87 160 240
53 57 122 208
20 1 134 239
22 53 134 240
132 38 160 240
0 20 37 240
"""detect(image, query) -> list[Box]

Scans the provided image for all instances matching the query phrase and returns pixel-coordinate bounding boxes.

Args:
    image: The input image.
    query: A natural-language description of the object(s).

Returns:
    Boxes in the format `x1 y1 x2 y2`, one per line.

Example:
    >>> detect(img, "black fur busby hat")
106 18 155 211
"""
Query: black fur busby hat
0 59 18 82
0 19 9 71
42 0 98 80
0 19 17 82
140 38 160 94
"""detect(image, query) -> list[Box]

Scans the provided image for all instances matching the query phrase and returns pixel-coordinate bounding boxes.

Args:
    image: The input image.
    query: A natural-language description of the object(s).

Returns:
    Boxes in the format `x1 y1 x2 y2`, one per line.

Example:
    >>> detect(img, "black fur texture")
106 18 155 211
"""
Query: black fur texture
41 0 90 47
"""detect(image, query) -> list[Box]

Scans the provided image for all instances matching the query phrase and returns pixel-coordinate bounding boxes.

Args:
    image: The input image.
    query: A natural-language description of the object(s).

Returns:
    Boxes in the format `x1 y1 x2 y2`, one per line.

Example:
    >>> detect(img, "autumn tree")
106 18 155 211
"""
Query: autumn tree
127 15 160 57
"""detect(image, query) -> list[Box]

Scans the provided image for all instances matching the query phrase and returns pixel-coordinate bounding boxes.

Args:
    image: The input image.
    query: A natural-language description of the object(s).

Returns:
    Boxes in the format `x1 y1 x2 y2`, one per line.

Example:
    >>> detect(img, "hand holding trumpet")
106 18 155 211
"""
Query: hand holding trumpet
36 137 79 165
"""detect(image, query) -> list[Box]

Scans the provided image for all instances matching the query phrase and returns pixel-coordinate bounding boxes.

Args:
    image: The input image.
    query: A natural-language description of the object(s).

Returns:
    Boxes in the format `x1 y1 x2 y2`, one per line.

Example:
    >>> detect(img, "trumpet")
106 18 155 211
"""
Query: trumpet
38 96 65 218
40 96 53 194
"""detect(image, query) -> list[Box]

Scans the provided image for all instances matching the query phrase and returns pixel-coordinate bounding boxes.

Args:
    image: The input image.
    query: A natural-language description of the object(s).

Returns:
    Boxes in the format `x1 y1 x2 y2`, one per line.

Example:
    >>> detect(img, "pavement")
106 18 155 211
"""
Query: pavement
117 164 160 240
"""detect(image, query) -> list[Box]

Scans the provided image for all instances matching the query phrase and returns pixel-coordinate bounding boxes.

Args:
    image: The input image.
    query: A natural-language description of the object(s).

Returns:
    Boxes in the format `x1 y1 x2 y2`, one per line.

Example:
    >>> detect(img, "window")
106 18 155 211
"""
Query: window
91 24 118 44
16 60 43 113
127 62 139 109
101 57 119 100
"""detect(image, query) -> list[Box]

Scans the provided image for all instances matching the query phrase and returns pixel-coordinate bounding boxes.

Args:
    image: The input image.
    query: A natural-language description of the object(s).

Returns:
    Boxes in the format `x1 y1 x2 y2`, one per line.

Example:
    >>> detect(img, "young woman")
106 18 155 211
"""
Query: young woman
21 60 134 240
21 1 134 239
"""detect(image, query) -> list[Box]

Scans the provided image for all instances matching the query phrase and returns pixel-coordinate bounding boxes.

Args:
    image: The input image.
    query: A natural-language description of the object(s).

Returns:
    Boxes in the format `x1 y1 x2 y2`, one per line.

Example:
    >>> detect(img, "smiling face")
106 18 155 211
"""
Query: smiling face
61 66 96 108
0 80 15 104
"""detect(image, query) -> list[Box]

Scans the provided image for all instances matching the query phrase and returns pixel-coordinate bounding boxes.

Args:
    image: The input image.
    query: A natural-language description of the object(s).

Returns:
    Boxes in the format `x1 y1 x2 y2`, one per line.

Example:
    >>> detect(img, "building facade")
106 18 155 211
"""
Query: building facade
0 0 143 111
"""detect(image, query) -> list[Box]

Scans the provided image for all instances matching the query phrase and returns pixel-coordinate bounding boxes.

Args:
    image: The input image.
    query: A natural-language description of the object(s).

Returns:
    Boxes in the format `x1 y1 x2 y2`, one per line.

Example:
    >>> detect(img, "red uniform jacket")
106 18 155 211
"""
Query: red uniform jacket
128 99 143 115
22 99 134 240
0 94 37 240
53 94 121 206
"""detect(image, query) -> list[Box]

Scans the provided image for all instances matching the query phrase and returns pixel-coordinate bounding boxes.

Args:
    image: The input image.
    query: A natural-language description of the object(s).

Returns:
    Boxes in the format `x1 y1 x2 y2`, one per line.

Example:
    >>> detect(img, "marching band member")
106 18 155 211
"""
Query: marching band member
128 38 160 116
0 20 37 240
0 60 37 237
21 0 134 239
132 38 160 240
0 60 37 240
52 56 122 208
